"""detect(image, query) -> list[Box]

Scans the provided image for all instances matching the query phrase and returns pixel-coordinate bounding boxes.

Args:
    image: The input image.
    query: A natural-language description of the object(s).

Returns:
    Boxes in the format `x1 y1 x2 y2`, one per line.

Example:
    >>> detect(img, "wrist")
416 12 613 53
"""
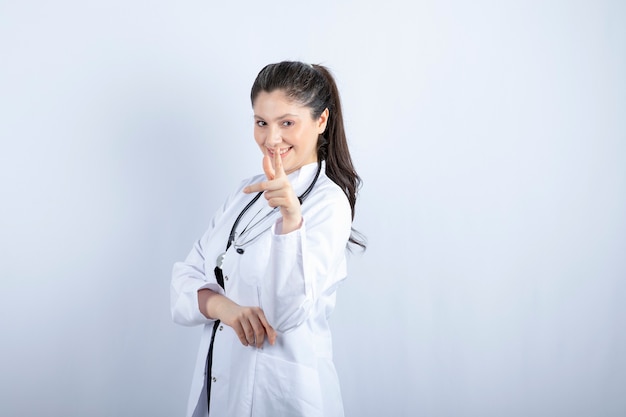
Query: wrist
279 216 302 234
198 289 228 320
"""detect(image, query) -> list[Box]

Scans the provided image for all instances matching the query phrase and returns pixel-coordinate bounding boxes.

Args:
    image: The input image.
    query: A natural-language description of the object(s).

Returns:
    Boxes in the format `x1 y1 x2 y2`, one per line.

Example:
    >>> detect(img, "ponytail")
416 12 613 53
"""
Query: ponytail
311 65 365 250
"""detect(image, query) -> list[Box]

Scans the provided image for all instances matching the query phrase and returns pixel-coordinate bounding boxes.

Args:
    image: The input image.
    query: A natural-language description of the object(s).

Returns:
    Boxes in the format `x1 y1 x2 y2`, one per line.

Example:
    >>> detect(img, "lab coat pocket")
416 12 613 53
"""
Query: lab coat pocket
253 353 323 417
237 232 271 287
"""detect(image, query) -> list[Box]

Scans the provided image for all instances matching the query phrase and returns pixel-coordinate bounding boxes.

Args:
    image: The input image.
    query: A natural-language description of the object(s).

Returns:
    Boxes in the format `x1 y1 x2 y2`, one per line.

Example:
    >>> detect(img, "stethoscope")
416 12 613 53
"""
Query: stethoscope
214 160 322 283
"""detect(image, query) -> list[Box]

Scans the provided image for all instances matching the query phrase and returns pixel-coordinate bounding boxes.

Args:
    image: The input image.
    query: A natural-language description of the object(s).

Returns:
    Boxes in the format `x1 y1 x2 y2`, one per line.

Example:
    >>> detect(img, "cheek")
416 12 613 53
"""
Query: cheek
253 130 263 146
299 129 318 149
290 128 309 146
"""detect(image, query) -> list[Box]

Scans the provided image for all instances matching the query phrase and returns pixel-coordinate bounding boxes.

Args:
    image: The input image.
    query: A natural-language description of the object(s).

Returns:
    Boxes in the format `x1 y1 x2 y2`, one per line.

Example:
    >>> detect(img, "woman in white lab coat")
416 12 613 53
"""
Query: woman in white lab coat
171 61 365 417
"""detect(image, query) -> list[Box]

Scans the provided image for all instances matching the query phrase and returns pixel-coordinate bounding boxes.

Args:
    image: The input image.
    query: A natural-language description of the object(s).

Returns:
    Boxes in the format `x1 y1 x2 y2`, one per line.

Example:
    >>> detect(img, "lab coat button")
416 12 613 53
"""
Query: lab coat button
224 275 229 281
212 377 217 383
219 325 223 331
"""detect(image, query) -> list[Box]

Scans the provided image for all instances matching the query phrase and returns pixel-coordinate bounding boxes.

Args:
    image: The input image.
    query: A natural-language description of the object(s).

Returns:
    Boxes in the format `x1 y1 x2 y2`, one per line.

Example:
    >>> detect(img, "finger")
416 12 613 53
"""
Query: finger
233 323 249 347
265 196 290 210
243 180 269 194
250 318 266 349
262 188 285 202
246 174 291 194
274 146 285 178
263 153 275 180
240 318 255 346
258 310 277 345
242 310 265 348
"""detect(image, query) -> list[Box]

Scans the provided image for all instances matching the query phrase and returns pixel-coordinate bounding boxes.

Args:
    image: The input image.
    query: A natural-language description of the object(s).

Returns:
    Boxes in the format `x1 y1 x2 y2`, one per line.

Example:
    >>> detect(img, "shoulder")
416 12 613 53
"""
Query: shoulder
317 172 348 201
304 170 351 218
300 170 352 241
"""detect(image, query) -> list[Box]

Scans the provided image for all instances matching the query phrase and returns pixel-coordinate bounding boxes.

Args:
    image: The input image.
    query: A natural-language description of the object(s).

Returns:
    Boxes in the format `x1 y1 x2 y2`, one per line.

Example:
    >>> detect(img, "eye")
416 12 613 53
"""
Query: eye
255 120 266 127
282 120 294 127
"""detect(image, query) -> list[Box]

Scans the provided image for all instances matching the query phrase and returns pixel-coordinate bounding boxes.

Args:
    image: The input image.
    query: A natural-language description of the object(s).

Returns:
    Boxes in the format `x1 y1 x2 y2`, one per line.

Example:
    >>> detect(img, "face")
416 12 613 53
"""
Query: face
253 90 328 175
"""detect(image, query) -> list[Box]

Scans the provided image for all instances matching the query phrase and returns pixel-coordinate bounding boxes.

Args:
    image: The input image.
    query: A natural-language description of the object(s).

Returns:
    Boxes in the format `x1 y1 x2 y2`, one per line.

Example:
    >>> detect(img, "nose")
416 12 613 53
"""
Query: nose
264 125 282 147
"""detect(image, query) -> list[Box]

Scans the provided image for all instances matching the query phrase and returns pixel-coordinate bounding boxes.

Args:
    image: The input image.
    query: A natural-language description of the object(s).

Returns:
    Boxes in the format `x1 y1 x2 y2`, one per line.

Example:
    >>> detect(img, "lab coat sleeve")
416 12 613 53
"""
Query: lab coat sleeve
170 235 224 327
170 184 242 327
260 187 352 332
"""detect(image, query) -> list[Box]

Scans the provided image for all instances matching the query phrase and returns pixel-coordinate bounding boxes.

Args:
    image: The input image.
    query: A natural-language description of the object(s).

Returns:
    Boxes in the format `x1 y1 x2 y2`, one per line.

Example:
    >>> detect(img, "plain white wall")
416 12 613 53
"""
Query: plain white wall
1 1 624 416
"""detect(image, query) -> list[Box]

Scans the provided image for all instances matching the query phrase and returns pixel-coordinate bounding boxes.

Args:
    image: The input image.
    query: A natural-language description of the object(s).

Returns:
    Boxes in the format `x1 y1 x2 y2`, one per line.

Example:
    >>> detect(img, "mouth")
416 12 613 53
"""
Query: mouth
267 147 292 157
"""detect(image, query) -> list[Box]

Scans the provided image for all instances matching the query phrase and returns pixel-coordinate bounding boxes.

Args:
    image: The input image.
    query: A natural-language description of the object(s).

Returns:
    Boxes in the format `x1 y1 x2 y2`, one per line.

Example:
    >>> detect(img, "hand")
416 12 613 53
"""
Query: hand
243 148 302 234
219 303 277 348
199 289 276 347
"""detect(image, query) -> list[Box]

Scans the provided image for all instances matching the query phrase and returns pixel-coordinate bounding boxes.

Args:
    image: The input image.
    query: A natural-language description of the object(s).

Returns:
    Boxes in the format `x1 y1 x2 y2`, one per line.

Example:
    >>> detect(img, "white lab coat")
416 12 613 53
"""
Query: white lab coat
171 161 351 417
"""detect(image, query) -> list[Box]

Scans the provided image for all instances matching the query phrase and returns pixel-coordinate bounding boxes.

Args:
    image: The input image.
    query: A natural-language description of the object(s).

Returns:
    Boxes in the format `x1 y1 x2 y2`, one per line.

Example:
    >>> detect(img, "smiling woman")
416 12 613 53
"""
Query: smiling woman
171 61 365 417
252 90 328 175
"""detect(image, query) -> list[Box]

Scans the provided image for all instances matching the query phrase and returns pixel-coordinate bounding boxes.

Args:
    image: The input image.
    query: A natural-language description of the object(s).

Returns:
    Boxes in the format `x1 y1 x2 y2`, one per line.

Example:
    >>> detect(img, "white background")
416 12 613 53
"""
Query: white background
1 1 624 416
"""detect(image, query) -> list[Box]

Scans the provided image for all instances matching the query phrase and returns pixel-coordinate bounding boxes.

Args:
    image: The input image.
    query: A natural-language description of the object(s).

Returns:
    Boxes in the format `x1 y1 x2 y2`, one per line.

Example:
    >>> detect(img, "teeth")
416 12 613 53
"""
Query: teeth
270 148 289 155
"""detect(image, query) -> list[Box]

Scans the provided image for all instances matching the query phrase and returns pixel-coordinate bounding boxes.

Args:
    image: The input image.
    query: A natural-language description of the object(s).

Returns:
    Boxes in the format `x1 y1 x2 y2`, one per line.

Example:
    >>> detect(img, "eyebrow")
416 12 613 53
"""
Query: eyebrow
254 113 301 120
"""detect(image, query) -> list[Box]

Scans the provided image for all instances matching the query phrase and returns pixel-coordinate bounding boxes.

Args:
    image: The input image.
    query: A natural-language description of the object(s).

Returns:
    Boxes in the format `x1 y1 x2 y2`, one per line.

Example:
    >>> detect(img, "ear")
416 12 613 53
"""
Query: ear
317 108 329 134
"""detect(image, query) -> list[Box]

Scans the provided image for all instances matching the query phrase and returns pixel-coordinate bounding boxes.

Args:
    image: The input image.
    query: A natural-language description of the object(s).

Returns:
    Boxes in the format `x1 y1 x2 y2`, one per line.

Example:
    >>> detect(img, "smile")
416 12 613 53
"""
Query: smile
268 147 292 157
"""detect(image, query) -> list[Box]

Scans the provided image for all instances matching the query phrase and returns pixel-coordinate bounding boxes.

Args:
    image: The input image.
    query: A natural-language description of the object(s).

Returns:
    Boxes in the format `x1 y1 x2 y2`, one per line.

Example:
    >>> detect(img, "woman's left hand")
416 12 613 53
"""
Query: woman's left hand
243 148 302 234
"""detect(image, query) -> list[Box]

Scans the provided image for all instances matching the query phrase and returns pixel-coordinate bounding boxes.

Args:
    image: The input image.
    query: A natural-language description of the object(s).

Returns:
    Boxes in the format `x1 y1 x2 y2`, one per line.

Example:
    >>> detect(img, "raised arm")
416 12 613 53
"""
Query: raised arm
259 187 351 332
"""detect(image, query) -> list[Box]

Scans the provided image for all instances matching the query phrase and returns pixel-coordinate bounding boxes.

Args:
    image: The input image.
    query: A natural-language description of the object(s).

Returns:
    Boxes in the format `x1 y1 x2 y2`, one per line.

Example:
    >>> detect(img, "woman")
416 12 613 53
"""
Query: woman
171 61 364 417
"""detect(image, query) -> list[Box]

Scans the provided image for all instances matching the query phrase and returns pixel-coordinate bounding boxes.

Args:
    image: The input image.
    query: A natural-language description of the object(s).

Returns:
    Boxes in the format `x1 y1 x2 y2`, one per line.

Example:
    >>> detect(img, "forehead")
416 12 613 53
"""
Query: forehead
253 90 309 115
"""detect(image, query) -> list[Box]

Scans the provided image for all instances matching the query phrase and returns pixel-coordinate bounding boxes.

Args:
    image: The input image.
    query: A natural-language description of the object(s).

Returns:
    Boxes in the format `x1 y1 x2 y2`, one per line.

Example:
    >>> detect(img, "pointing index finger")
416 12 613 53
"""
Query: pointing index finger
274 146 285 178
263 153 275 180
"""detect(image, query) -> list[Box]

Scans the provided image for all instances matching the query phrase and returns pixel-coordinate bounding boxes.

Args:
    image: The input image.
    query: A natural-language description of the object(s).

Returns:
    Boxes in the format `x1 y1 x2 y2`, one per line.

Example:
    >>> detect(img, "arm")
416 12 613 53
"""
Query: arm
172 236 277 346
198 289 276 347
260 190 351 332
242 150 351 332
170 188 236 327
170 236 223 327
172 179 277 346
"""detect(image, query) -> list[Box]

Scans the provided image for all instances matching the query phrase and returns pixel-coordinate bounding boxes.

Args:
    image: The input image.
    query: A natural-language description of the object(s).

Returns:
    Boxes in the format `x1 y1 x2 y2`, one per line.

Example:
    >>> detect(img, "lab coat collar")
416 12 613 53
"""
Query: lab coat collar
287 160 324 196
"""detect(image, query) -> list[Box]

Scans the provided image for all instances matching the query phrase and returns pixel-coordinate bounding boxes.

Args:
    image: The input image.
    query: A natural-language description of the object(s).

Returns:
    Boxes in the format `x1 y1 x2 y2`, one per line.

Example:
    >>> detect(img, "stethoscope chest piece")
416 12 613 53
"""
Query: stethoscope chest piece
216 252 226 269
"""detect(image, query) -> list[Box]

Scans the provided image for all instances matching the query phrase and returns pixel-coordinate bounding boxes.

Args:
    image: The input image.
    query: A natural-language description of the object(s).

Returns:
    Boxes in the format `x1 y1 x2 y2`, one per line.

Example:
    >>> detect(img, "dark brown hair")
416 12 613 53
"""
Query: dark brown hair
251 61 365 250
